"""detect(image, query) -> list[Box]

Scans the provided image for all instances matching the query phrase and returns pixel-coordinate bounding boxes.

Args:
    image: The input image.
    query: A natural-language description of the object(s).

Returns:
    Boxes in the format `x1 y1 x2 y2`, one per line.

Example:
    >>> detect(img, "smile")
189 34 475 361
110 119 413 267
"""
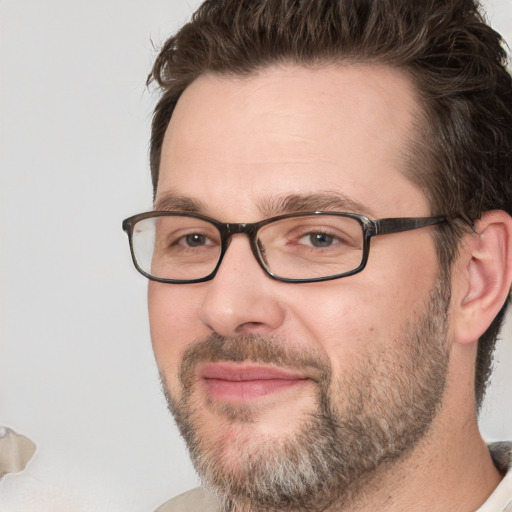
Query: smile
198 363 310 402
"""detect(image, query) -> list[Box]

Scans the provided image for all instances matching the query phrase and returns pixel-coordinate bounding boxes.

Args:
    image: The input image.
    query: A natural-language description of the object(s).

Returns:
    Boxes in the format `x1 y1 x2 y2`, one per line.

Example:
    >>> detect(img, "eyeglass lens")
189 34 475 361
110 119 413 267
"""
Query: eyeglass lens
131 214 366 281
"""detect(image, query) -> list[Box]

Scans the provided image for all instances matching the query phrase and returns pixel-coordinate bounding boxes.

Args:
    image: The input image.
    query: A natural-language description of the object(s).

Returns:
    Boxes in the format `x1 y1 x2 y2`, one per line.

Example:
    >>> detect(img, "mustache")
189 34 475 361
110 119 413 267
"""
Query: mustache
178 333 331 390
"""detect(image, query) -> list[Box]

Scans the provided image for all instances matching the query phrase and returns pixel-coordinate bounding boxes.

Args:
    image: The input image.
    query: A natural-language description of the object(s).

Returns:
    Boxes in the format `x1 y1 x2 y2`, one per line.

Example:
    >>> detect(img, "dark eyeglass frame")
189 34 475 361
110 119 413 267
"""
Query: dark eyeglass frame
122 211 447 284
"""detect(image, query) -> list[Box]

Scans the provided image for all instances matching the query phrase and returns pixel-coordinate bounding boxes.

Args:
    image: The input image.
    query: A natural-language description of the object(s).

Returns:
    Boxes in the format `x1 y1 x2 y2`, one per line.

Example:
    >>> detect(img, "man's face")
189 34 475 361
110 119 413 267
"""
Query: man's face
149 64 451 510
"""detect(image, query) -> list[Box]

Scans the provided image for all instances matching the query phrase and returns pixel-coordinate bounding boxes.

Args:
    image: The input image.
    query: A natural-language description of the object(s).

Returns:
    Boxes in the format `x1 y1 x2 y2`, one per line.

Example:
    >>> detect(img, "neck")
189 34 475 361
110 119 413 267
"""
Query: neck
323 420 501 512
229 426 501 512
230 347 503 512
324 351 503 512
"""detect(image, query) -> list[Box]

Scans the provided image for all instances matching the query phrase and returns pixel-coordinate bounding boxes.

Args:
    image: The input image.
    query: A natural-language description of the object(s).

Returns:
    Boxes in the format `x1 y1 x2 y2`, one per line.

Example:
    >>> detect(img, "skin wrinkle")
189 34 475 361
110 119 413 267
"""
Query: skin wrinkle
161 277 451 512
144 1 512 508
148 64 501 512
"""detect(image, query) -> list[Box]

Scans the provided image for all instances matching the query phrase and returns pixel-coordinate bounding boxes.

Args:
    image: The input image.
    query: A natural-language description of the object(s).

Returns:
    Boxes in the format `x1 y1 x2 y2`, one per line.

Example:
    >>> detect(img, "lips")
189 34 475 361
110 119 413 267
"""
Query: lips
198 362 309 402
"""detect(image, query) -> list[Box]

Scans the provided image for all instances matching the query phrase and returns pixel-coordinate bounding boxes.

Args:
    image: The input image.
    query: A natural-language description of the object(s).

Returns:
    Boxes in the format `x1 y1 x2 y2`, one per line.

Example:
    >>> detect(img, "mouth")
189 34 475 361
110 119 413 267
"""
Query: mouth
198 362 310 402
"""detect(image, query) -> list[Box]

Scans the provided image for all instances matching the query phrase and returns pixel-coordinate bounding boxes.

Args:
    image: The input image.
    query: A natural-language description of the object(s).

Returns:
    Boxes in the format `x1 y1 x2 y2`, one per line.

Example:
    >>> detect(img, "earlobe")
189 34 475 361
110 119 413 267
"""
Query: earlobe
453 210 512 345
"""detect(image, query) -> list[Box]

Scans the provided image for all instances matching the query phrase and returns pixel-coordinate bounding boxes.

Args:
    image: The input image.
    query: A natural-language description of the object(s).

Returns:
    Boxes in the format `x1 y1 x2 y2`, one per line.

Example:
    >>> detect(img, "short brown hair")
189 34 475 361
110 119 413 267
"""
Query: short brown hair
147 0 512 408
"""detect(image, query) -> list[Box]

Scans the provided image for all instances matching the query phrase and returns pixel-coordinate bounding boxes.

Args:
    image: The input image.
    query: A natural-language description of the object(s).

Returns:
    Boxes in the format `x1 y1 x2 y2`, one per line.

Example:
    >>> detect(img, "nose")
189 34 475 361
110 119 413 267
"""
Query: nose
199 235 286 337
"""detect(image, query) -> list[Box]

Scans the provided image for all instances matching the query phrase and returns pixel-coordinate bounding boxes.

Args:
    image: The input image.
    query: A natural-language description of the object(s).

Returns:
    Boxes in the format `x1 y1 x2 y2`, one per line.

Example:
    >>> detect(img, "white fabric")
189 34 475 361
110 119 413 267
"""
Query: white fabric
476 469 512 511
477 442 512 512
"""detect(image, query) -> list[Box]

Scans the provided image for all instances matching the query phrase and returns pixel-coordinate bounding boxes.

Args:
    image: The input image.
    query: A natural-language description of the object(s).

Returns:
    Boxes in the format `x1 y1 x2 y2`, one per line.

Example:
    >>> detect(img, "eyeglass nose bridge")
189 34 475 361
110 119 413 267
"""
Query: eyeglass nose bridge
225 222 258 235
217 221 269 275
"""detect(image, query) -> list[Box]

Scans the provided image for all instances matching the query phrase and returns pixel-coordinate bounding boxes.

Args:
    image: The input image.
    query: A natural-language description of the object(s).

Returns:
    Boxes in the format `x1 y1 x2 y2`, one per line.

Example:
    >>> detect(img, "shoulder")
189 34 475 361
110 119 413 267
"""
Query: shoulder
155 487 221 512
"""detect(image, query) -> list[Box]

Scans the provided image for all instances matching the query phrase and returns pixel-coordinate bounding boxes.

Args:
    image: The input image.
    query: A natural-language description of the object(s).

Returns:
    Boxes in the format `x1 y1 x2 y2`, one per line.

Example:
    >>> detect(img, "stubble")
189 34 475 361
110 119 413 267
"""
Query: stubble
162 278 451 512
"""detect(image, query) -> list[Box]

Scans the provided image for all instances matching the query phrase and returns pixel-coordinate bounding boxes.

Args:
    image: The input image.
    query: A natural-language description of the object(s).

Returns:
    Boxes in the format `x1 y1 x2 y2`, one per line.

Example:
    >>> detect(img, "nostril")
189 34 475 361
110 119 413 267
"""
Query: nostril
236 321 265 333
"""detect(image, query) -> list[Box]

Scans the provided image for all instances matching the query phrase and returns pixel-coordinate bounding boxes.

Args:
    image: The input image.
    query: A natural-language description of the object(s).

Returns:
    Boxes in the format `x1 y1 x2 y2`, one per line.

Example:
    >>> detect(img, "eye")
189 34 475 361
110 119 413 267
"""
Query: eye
296 231 344 249
305 232 336 248
183 233 210 247
166 230 218 250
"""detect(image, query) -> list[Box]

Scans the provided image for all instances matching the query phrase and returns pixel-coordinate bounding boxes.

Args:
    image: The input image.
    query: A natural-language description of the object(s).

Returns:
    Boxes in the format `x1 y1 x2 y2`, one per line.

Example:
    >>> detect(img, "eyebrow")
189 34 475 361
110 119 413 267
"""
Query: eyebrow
154 193 207 213
258 192 376 218
154 191 375 218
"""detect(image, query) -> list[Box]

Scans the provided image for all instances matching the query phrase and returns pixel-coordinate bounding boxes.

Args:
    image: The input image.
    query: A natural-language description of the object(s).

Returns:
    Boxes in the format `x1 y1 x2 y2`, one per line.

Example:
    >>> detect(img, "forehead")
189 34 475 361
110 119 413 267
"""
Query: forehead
158 63 428 220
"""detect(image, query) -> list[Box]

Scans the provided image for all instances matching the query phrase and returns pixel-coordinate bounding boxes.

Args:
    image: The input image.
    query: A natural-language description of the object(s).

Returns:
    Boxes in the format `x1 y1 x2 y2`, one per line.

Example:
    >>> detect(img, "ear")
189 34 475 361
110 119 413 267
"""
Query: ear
452 210 512 345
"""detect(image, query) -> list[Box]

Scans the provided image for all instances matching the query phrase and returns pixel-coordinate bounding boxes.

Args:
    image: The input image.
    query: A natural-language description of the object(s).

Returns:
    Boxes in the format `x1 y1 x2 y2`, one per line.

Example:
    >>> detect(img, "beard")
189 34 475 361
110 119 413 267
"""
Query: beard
161 277 451 512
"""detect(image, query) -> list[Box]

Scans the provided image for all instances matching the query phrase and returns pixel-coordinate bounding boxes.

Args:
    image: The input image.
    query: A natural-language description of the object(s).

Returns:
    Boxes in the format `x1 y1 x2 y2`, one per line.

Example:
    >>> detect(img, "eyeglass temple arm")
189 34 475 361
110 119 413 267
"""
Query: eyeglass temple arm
373 216 447 236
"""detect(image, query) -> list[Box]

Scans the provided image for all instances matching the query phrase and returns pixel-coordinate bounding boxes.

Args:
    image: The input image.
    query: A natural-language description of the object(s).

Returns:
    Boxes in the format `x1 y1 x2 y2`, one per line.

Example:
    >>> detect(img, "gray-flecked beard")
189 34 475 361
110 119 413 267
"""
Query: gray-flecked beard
161 278 451 512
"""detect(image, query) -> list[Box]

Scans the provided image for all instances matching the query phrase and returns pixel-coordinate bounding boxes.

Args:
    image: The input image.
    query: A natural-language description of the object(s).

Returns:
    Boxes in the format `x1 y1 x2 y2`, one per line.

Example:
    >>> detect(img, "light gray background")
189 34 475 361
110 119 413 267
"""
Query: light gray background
0 1 511 510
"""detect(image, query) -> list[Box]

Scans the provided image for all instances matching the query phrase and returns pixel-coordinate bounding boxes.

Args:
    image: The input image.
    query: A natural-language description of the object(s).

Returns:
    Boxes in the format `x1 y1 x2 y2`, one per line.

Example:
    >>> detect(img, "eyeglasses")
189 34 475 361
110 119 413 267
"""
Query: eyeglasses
122 211 447 284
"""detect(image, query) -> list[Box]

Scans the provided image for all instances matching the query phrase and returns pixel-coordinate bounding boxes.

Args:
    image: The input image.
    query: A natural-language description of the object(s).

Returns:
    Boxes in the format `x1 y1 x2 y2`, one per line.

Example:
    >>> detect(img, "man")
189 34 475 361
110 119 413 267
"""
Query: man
123 0 512 510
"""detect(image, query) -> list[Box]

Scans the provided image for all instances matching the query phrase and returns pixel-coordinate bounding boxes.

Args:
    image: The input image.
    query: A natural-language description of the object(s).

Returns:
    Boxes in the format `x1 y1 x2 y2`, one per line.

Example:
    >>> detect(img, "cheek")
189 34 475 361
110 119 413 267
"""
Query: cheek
288 284 381 372
148 282 205 382
289 252 438 375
